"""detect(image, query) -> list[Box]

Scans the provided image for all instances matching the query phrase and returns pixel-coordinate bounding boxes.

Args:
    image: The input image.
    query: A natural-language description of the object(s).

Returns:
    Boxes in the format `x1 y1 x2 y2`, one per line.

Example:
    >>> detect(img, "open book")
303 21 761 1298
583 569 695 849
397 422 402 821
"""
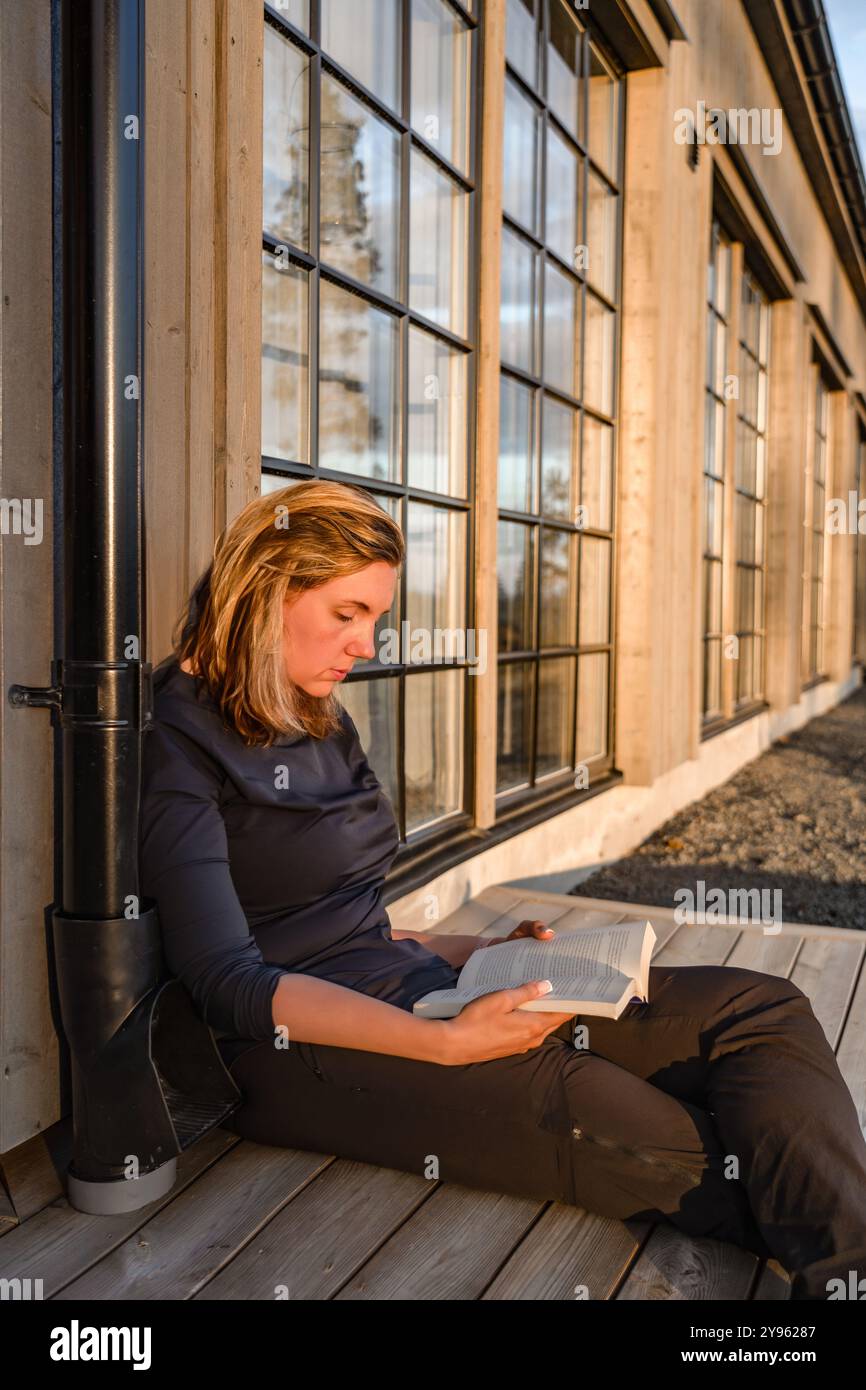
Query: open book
413 918 657 1020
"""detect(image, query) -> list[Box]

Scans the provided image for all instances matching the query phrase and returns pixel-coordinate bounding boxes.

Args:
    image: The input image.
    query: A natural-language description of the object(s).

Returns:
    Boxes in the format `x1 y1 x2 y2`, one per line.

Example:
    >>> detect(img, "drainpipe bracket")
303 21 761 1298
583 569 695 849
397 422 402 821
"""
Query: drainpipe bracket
8 658 153 730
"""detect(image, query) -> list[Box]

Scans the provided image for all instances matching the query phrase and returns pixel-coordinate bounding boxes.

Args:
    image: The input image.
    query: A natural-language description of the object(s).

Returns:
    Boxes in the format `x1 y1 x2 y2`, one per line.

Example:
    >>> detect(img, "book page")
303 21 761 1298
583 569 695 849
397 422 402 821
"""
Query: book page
457 924 647 995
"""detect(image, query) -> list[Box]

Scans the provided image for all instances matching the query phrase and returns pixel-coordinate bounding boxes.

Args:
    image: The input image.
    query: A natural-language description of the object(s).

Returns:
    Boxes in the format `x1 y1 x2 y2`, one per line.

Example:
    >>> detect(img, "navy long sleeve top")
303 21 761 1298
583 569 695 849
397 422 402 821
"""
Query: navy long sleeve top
138 657 460 1068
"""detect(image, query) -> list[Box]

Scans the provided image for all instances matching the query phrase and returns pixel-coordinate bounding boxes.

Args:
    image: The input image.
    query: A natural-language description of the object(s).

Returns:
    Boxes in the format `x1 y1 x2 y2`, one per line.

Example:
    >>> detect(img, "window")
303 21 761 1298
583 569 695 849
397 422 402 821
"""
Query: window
701 219 731 721
261 0 478 848
497 0 622 803
734 267 770 705
701 216 773 730
802 364 829 683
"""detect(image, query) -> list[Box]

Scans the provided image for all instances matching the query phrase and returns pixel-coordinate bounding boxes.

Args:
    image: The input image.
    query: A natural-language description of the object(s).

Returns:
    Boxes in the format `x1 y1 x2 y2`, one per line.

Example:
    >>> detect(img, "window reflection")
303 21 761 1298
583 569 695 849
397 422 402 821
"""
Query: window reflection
409 149 469 335
320 0 402 112
318 280 400 480
499 375 536 512
411 0 472 175
263 27 309 249
408 328 468 497
320 74 401 297
501 227 538 374
546 0 582 140
406 501 467 643
537 656 574 777
261 251 309 463
405 669 464 830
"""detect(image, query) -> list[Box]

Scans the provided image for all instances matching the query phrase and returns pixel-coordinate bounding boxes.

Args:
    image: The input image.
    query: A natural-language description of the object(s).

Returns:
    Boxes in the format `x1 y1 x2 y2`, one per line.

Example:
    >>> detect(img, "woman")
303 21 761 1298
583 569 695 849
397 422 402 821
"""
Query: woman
139 477 866 1301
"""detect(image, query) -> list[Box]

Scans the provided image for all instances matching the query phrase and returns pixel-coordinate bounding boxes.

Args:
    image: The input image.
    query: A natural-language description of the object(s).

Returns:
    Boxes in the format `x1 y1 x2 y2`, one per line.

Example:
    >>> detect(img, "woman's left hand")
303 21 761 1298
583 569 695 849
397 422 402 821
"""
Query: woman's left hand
480 919 557 949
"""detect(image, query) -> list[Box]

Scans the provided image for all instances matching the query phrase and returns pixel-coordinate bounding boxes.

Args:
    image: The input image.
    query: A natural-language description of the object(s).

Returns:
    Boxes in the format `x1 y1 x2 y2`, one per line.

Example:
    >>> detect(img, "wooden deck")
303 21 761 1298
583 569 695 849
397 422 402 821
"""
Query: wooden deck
2 886 865 1301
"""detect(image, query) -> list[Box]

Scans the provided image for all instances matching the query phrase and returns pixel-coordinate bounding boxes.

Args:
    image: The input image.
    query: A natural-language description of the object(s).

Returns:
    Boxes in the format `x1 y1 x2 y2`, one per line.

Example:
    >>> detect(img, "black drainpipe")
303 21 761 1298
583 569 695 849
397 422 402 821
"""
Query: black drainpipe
8 0 239 1215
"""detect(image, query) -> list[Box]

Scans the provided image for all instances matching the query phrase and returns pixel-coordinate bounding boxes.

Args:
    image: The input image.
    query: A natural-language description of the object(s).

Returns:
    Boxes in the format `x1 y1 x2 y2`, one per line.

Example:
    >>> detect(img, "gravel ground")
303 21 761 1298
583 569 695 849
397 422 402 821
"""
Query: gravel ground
569 684 866 931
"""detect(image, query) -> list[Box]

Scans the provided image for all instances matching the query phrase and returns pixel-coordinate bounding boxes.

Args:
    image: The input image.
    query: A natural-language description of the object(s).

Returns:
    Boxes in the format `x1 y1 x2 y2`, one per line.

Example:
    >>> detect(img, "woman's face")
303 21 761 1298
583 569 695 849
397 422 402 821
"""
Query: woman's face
282 561 398 696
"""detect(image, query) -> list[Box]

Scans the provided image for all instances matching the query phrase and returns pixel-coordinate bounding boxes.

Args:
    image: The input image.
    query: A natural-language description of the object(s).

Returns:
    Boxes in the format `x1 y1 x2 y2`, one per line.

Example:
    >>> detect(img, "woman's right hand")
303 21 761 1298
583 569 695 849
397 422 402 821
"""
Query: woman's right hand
433 980 576 1065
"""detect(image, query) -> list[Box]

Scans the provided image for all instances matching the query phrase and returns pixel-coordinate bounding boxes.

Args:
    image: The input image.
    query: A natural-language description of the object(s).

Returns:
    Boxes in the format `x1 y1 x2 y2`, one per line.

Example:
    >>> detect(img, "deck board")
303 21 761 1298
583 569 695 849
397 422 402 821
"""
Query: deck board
2 890 863 1300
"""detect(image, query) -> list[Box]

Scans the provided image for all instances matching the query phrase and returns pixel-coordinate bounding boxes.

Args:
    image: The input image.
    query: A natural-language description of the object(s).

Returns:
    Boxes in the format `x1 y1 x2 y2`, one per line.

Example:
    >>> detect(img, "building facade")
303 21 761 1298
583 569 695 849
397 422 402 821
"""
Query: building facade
2 0 866 1148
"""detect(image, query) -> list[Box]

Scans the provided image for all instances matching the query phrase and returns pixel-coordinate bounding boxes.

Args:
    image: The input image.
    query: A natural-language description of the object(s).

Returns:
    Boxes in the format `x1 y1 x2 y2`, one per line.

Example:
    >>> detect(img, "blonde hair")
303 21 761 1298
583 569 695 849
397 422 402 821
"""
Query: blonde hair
172 478 405 746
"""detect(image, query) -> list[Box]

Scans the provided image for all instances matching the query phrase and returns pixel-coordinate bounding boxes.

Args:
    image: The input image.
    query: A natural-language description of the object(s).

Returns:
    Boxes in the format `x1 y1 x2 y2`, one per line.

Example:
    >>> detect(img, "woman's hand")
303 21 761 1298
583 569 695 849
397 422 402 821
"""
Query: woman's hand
435 979 575 1065
479 918 558 949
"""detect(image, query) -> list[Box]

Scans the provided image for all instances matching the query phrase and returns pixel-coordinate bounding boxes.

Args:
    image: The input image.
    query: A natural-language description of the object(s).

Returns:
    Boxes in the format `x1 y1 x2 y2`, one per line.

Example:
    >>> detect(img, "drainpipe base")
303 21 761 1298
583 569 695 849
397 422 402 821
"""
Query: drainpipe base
66 1158 178 1215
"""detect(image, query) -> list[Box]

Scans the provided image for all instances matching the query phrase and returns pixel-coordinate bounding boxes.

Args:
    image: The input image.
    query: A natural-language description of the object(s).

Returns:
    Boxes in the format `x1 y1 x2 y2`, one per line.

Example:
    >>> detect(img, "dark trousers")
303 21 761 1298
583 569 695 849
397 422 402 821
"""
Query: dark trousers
219 963 866 1300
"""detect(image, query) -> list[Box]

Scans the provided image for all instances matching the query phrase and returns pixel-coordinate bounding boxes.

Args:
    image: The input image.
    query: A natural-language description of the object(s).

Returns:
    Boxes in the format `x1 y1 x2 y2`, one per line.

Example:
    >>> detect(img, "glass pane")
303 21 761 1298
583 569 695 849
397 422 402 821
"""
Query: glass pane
318 279 400 480
584 292 615 415
261 472 299 495
737 634 754 703
407 327 468 497
410 148 469 336
269 0 308 32
505 0 537 89
540 395 576 519
755 500 765 565
740 351 757 427
586 169 616 300
735 492 756 566
706 308 717 391
406 502 467 649
497 660 534 793
756 366 768 434
715 235 731 317
758 300 770 364
539 528 575 647
263 27 310 249
812 528 824 586
369 490 403 664
581 414 613 531
579 536 610 645
261 251 309 463
543 260 579 396
320 74 401 296
501 226 538 374
587 43 618 182
712 316 727 396
705 476 724 556
503 78 541 233
545 124 580 266
546 0 582 141
576 651 607 762
816 378 827 436
754 567 764 632
321 0 401 113
754 634 765 697
405 669 464 830
740 278 758 358
703 556 722 636
736 566 754 634
705 394 725 478
411 0 472 175
338 675 400 823
498 520 535 652
499 374 536 512
736 422 757 494
703 638 721 717
537 656 574 778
